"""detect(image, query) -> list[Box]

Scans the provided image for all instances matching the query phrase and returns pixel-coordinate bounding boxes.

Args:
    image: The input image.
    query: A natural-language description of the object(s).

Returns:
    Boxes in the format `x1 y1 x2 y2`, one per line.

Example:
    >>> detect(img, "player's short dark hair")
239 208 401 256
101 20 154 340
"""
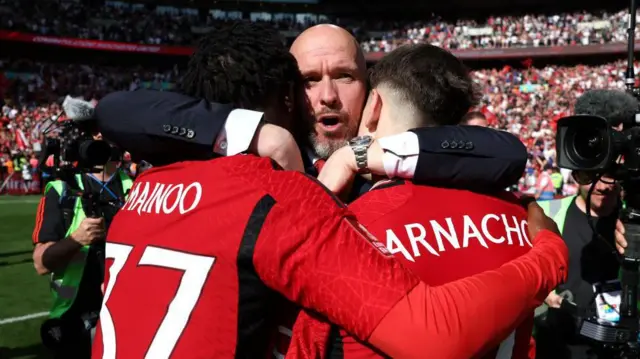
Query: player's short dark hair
461 111 486 124
179 20 301 112
368 44 479 126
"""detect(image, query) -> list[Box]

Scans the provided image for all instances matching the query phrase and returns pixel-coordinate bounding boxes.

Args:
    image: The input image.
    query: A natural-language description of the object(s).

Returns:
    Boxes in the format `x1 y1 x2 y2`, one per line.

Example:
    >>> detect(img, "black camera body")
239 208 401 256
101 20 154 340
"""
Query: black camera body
39 119 114 180
556 114 640 174
556 113 640 359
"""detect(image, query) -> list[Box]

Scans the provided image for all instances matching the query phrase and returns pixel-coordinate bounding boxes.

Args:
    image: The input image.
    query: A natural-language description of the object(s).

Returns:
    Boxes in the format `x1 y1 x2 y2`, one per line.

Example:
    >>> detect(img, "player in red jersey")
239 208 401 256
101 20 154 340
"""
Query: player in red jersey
91 24 566 359
283 44 542 359
337 185 537 359
92 153 565 359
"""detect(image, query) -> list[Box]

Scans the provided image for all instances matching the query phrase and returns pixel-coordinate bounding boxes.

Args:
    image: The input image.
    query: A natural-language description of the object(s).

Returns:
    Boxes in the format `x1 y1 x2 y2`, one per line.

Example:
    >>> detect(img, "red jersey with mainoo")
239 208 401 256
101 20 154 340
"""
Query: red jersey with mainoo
91 155 419 359
283 179 541 359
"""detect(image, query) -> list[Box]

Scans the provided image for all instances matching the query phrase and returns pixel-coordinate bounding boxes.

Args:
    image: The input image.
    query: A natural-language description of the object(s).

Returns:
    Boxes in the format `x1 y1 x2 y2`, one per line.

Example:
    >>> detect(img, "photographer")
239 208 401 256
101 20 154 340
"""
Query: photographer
535 89 633 359
31 129 132 359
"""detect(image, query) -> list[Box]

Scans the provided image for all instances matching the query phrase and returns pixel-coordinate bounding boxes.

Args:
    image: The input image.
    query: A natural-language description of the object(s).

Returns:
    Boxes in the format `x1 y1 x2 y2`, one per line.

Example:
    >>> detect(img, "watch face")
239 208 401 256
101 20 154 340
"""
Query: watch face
351 136 372 146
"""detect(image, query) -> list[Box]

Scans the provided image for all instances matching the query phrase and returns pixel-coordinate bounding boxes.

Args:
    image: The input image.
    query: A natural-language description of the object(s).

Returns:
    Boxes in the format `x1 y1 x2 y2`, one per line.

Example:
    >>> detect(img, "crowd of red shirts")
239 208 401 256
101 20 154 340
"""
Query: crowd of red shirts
0 0 633 51
0 56 634 193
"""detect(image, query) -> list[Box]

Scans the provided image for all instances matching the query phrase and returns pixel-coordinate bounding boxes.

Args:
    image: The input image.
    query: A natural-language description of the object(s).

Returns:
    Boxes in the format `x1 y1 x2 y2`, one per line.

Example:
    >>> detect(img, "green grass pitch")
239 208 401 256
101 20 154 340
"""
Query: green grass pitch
0 196 53 359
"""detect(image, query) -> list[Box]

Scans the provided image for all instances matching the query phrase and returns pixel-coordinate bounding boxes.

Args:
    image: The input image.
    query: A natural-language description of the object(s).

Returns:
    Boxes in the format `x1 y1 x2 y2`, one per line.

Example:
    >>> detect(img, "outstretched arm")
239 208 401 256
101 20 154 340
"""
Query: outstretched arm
94 91 525 186
95 90 304 171
320 127 527 194
253 169 567 358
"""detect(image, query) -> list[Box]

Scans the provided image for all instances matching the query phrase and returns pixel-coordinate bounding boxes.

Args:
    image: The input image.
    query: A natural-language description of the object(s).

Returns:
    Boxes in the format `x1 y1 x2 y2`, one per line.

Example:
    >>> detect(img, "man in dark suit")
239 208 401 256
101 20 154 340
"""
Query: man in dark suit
94 20 526 192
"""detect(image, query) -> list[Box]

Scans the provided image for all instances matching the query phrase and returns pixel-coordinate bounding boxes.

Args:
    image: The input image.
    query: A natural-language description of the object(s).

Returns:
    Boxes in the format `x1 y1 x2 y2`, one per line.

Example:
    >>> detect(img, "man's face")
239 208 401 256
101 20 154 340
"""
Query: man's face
577 174 619 216
291 29 367 159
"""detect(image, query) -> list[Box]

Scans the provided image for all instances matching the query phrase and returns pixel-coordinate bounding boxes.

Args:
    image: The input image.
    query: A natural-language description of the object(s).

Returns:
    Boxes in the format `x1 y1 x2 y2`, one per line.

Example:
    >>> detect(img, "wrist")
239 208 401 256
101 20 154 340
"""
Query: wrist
338 146 359 174
366 141 384 176
347 135 373 174
68 233 85 247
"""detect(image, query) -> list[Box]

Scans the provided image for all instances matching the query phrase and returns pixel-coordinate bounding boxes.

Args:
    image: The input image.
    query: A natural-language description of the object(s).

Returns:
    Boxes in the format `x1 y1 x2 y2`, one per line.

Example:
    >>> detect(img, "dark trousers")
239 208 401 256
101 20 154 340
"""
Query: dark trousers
42 316 93 359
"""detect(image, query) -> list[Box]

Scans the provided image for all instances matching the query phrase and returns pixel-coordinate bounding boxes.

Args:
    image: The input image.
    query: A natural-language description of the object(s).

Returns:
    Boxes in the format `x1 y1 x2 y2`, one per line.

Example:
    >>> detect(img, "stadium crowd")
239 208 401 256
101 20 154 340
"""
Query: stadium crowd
0 58 172 189
2 56 632 195
361 10 631 52
0 0 634 52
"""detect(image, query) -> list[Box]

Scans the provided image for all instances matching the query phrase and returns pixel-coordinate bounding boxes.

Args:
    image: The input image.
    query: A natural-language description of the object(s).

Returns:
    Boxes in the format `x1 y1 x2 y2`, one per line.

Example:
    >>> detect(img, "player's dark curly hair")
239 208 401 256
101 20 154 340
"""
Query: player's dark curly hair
179 20 302 112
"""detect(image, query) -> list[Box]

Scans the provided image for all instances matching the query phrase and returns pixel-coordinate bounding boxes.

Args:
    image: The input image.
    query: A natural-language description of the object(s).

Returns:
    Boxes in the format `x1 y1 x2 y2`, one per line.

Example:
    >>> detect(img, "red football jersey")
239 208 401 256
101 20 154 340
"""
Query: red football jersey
336 180 535 359
92 156 566 359
91 155 418 359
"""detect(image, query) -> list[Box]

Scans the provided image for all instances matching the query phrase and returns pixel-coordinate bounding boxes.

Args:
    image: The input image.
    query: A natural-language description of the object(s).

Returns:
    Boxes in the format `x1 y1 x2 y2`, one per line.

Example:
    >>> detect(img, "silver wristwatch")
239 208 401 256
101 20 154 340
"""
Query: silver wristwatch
348 135 373 174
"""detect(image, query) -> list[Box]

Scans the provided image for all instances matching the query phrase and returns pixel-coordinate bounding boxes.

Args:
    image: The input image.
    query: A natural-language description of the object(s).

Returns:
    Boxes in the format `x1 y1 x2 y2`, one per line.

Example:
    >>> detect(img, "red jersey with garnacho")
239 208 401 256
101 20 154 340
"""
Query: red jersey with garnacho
333 180 535 359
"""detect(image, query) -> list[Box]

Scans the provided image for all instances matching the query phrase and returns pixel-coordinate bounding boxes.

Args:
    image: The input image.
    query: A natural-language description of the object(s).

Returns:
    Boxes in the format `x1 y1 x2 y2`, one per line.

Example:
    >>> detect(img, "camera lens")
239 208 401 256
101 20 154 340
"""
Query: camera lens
78 140 112 166
567 127 606 167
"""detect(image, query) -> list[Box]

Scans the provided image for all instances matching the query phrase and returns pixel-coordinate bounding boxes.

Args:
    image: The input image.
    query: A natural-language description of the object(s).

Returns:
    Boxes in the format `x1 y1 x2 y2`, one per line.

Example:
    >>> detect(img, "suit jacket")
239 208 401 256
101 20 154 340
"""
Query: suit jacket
410 125 526 190
95 90 526 190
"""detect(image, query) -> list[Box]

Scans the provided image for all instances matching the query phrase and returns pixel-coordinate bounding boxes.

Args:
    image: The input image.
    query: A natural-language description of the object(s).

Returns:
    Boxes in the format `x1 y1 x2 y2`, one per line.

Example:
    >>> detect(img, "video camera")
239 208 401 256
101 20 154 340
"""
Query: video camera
39 120 114 177
38 96 116 182
554 2 640 357
556 114 640 173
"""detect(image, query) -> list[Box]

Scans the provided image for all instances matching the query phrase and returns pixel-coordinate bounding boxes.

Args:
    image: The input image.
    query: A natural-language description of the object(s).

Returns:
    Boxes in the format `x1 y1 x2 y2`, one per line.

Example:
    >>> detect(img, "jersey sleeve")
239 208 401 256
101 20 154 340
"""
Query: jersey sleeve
32 189 66 245
253 193 419 342
253 169 567 358
367 229 567 359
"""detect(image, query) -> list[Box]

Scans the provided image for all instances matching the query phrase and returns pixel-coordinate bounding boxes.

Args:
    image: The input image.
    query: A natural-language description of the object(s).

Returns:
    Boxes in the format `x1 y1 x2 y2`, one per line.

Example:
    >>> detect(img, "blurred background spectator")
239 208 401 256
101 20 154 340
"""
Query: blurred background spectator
0 1 637 197
0 0 635 50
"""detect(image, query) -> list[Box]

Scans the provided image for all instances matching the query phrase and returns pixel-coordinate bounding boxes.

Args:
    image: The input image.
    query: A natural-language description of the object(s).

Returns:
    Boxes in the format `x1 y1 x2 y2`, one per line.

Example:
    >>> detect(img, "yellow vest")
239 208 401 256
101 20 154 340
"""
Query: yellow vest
550 173 563 189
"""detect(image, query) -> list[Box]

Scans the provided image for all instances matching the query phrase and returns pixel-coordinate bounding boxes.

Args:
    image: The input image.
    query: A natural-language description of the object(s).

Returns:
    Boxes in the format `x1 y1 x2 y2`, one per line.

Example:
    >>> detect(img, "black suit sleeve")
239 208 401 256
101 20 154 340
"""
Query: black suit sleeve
94 90 235 166
94 91 525 189
409 126 527 190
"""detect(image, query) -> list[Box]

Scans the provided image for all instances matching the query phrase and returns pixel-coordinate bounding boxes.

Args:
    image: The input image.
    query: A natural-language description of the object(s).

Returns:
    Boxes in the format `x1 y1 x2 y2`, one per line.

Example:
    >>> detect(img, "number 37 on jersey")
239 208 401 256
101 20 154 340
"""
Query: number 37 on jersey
96 242 216 359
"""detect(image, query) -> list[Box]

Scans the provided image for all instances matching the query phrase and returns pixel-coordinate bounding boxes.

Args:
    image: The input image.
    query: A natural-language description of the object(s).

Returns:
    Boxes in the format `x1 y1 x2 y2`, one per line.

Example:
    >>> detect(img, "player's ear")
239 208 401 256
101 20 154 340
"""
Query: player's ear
361 90 382 135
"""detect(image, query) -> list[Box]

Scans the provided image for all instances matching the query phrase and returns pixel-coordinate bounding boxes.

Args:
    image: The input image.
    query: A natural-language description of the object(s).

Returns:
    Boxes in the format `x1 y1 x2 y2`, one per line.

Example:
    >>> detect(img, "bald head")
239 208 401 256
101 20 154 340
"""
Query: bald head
291 25 366 72
290 24 368 159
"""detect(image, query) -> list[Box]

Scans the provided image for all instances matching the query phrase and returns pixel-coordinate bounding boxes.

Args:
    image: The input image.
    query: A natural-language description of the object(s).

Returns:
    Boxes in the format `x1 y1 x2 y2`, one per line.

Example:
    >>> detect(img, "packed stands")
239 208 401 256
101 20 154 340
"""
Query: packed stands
1 55 632 195
1 3 638 196
0 0 634 51
361 10 632 52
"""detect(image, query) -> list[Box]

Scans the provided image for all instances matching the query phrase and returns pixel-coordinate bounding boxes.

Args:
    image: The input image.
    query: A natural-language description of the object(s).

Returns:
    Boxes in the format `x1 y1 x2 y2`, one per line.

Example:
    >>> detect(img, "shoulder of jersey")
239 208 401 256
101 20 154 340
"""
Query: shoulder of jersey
352 179 412 214
406 185 525 212
222 156 348 210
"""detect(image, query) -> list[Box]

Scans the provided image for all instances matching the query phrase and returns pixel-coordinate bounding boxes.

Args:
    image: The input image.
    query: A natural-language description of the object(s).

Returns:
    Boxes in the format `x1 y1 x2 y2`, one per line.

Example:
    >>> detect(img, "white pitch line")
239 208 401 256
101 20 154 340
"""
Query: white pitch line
0 198 40 204
0 311 49 325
